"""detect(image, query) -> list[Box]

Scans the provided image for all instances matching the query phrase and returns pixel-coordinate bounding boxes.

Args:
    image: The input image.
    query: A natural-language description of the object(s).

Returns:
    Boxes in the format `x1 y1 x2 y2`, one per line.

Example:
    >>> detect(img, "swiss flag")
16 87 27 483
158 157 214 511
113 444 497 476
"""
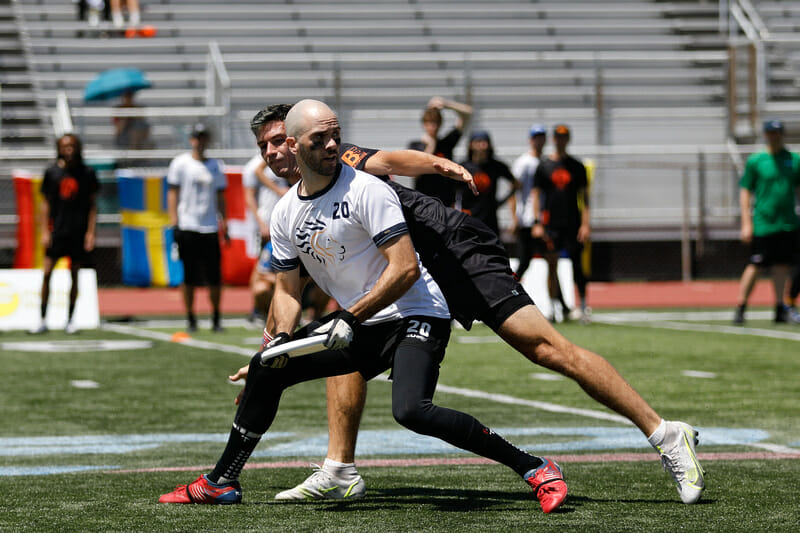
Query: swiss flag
220 169 259 285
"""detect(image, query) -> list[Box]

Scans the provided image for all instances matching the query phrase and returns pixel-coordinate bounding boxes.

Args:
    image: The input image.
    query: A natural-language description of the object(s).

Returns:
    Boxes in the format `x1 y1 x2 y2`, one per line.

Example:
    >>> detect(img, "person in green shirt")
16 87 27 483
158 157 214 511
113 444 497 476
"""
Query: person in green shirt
734 119 800 324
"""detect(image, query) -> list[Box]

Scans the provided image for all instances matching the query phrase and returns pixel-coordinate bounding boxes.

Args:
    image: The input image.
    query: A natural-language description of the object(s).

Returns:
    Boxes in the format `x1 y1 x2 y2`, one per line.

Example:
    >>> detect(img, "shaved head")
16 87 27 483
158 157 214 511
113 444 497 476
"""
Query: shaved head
285 99 337 138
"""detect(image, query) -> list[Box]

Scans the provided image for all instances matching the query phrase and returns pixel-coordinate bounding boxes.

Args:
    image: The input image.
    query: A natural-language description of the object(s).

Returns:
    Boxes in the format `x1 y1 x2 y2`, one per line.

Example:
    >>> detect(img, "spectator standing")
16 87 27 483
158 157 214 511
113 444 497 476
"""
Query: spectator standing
77 0 110 29
456 129 518 236
167 124 228 332
30 134 99 334
110 0 141 28
113 90 151 151
407 96 472 206
242 154 290 323
733 119 800 324
532 124 591 319
511 124 547 279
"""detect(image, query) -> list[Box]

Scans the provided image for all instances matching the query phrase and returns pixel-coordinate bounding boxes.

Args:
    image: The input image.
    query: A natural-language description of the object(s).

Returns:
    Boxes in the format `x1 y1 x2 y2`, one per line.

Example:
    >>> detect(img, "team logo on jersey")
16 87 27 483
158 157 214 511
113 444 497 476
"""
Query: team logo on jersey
551 168 572 190
59 176 79 200
295 217 345 265
341 146 368 168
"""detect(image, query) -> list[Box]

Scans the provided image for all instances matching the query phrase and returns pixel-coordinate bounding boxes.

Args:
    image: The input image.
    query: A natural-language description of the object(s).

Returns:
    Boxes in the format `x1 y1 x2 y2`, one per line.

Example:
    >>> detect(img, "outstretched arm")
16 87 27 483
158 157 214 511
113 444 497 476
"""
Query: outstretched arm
364 149 477 195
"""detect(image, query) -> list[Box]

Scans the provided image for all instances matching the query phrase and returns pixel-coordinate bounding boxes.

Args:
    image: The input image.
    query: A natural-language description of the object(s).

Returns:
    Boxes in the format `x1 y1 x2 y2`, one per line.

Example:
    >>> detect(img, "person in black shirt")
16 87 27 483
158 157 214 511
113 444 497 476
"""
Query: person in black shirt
532 124 591 318
210 105 705 508
456 129 518 236
407 96 473 207
31 134 100 334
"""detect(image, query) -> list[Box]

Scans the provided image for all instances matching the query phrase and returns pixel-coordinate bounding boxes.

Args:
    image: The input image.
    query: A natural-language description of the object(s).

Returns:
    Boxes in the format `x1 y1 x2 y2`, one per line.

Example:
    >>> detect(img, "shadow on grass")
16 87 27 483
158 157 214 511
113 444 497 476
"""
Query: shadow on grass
254 487 581 514
251 489 712 513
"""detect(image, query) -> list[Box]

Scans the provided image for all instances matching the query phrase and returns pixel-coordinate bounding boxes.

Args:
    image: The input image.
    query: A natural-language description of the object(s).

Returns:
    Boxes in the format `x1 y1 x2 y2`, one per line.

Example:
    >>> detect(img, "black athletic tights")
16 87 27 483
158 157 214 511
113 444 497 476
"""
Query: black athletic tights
229 337 541 478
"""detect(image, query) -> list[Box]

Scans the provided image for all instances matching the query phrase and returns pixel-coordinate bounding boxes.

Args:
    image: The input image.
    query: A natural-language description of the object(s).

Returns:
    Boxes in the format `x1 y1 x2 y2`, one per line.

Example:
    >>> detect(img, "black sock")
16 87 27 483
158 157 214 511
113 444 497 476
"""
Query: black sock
208 424 261 484
467 421 544 477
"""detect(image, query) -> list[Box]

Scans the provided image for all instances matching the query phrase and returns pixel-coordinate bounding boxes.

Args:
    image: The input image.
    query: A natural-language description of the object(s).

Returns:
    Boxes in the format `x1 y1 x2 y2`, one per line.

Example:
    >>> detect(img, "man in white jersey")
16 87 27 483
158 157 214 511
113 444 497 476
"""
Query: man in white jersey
159 100 569 514
167 123 228 332
242 154 290 322
511 124 547 280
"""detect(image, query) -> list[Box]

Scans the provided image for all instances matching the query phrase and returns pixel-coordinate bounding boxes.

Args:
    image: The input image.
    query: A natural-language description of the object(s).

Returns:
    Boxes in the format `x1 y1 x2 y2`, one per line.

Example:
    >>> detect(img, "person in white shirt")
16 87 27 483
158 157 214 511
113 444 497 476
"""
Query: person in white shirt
167 123 228 332
242 154 290 323
159 100 568 513
511 124 547 280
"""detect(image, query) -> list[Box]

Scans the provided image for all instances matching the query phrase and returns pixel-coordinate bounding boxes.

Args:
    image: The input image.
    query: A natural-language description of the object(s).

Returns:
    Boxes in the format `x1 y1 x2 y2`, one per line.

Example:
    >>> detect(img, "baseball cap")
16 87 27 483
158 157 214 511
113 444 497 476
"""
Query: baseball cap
529 124 547 137
469 129 491 142
553 124 570 136
763 119 784 133
190 123 210 138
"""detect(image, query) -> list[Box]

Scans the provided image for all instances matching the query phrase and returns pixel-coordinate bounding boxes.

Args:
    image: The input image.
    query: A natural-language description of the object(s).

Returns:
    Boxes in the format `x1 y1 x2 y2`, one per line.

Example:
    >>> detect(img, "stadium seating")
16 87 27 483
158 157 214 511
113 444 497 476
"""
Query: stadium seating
8 0 794 253
10 0 730 154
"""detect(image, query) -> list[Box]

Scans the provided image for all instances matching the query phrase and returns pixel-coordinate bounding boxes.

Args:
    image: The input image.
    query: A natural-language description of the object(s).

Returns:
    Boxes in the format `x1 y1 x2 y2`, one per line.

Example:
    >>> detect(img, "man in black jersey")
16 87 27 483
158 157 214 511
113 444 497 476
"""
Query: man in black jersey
228 105 705 506
532 124 591 320
31 134 99 334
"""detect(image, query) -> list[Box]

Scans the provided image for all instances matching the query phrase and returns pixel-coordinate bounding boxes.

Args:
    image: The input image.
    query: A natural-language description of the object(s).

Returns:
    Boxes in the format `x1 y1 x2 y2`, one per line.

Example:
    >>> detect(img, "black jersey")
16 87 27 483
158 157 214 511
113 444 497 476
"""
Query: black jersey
457 158 516 235
407 128 462 207
339 142 466 247
339 143 523 329
533 154 588 234
40 162 100 241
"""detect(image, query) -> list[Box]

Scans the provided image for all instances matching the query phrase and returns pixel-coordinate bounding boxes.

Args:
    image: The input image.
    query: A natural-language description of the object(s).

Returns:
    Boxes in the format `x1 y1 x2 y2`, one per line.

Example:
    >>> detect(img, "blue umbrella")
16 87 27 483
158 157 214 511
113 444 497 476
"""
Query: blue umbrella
84 68 152 102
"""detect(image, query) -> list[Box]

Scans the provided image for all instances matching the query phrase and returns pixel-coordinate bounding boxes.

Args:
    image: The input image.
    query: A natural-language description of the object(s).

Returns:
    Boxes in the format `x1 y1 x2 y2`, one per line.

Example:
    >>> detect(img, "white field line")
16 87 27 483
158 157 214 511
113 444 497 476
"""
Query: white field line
593 310 800 342
100 322 254 356
101 321 632 424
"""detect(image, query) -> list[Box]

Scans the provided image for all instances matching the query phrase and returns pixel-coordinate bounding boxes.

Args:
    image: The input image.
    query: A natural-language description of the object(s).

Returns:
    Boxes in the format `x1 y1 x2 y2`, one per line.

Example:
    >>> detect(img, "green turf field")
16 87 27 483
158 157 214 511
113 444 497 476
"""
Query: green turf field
1 311 798 531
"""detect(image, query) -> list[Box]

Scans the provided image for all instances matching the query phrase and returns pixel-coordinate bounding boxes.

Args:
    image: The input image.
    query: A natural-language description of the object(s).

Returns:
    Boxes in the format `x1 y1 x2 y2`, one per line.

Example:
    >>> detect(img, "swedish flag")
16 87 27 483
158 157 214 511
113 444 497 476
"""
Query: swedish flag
118 170 183 287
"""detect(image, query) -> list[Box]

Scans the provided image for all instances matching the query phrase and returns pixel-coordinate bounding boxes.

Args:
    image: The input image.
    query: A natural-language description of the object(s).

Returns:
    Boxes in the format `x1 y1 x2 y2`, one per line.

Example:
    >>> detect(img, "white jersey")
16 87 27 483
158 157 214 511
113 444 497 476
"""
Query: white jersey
512 152 541 227
270 165 450 326
167 152 227 233
242 154 288 225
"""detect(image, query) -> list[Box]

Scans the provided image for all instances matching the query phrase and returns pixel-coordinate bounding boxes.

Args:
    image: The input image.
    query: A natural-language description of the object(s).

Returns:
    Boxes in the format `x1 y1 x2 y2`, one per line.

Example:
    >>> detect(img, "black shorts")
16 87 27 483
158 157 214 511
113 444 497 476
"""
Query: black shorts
175 230 221 286
538 227 580 256
749 230 800 267
46 235 88 264
345 316 451 381
425 216 533 331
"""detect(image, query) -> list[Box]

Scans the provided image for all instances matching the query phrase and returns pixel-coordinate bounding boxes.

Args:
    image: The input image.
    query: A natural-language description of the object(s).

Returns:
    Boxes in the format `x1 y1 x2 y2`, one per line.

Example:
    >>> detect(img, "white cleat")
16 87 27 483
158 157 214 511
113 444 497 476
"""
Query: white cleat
29 323 48 334
65 321 79 335
655 421 705 504
274 464 366 501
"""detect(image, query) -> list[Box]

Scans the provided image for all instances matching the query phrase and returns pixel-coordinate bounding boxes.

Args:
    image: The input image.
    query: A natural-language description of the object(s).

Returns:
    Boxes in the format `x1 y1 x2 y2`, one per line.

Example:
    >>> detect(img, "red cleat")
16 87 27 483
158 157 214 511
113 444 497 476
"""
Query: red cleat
524 458 568 513
159 474 242 504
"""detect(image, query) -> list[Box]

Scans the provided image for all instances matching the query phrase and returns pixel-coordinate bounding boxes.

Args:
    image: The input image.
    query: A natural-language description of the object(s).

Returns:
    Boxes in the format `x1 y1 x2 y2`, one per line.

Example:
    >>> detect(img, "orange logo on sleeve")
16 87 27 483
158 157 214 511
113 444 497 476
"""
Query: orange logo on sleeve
341 147 368 168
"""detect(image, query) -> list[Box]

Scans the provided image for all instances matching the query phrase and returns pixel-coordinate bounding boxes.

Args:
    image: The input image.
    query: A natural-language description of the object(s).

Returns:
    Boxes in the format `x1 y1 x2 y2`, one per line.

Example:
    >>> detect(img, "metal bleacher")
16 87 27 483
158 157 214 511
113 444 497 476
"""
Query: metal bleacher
13 0 731 155
4 0 753 279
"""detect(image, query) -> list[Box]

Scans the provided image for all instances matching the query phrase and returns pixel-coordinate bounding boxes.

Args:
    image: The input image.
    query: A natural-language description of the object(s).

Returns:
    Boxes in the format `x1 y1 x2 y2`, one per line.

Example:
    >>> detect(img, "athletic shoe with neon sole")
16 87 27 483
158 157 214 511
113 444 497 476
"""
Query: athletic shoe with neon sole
524 457 568 513
654 421 705 504
274 464 365 501
159 474 242 504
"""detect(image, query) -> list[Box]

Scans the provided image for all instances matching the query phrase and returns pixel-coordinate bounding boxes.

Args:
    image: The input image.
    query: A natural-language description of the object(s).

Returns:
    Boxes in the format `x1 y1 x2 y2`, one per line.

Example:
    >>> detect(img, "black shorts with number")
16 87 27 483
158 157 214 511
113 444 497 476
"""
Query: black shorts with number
748 230 800 267
422 216 533 331
175 229 221 286
345 316 451 380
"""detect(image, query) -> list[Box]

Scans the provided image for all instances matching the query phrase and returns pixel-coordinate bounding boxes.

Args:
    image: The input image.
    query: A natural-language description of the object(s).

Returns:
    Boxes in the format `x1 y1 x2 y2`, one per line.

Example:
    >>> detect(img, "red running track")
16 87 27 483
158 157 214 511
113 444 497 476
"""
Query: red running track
98 280 779 318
